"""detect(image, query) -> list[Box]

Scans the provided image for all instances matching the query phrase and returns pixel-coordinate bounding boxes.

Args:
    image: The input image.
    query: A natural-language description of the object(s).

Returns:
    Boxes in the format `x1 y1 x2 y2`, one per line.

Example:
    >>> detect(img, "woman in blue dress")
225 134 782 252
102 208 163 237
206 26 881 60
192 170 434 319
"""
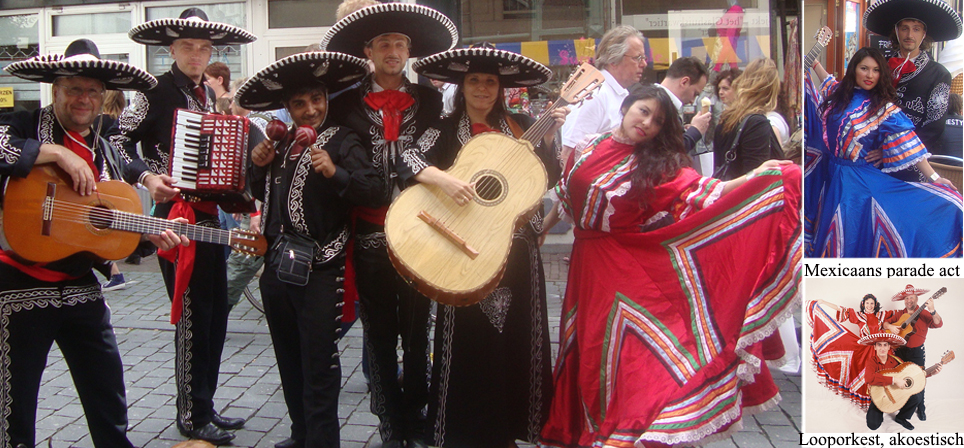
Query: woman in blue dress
805 47 962 257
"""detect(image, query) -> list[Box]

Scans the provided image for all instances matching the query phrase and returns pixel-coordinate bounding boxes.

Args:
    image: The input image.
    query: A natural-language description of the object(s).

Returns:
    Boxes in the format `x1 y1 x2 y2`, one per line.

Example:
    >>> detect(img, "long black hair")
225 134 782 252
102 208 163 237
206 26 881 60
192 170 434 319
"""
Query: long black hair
860 293 881 314
450 76 508 128
619 84 690 209
823 47 896 117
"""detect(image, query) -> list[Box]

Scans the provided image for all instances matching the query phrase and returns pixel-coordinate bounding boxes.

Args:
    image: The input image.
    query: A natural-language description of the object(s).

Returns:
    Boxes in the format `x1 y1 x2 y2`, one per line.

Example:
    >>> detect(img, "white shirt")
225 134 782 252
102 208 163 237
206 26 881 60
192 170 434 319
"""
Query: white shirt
766 111 790 144
561 69 629 148
656 82 684 118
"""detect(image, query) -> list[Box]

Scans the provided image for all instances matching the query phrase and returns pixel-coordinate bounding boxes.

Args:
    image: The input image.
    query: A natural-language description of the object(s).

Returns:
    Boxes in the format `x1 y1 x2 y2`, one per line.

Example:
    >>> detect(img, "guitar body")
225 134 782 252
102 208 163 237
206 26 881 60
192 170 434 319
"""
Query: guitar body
3 165 143 262
868 362 926 413
385 132 548 306
892 313 916 339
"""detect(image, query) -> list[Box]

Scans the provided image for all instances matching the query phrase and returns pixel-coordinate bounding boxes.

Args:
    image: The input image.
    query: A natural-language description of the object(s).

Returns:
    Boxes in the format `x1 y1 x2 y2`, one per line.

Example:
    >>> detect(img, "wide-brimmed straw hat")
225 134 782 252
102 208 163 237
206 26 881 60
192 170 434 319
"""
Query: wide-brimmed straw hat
891 284 929 301
4 38 157 91
413 44 552 88
320 3 458 58
858 332 907 346
129 7 256 46
235 52 368 111
864 0 963 42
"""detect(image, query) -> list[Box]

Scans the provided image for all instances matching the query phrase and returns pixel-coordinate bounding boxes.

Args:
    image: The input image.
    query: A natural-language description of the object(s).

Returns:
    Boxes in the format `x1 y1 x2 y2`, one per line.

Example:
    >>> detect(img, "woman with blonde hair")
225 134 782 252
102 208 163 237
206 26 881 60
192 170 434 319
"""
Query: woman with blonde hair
712 57 784 180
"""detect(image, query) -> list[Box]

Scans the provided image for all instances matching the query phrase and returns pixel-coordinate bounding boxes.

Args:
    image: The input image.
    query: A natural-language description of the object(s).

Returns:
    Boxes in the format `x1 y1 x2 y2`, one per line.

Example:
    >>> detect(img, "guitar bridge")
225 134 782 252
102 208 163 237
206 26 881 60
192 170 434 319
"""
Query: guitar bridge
42 182 55 236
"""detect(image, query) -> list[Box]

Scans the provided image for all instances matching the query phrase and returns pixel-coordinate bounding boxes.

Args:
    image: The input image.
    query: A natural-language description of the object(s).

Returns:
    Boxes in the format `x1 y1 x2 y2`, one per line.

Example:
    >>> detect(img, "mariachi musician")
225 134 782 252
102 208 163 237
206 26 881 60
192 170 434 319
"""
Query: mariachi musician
889 284 943 422
110 8 256 445
236 51 383 448
863 331 941 431
412 43 568 447
0 38 187 448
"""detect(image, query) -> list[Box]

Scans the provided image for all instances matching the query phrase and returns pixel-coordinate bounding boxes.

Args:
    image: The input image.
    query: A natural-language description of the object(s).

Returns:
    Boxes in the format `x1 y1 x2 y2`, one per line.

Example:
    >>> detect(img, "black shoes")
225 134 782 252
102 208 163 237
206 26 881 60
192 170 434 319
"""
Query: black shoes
211 411 246 430
275 437 306 448
382 441 404 448
895 417 915 431
177 421 236 445
917 407 926 421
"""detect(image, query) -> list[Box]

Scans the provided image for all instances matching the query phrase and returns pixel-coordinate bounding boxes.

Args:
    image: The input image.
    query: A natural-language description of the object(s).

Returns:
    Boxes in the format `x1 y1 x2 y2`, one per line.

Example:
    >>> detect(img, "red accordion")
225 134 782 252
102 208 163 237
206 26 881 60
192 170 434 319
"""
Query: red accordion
169 109 249 195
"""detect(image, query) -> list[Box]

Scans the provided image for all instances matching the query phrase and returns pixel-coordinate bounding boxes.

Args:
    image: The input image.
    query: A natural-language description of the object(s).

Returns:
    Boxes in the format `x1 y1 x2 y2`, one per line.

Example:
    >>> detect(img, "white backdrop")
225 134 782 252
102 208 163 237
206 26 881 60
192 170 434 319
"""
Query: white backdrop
803 277 964 433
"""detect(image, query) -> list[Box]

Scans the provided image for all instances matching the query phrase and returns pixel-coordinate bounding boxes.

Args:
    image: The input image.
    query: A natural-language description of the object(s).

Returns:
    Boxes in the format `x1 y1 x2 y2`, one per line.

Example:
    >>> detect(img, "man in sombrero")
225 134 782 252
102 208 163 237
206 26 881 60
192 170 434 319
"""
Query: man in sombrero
110 8 256 444
864 0 963 181
861 330 941 430
235 51 381 448
0 38 189 448
888 284 944 421
321 4 472 448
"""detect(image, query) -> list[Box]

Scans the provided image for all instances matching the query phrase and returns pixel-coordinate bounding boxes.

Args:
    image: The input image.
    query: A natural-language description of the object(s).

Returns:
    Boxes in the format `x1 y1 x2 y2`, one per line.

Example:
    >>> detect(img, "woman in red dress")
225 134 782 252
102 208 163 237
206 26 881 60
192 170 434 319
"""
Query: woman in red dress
540 84 801 447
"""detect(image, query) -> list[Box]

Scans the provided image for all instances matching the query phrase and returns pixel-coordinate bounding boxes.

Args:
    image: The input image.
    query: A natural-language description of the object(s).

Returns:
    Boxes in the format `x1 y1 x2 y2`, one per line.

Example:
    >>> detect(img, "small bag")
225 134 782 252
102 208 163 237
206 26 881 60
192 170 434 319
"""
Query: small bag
713 115 752 181
272 232 317 286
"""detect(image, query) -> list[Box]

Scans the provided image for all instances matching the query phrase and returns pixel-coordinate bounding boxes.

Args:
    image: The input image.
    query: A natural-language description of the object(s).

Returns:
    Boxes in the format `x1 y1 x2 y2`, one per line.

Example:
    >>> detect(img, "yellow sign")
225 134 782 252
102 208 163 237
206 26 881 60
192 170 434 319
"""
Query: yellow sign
0 87 13 108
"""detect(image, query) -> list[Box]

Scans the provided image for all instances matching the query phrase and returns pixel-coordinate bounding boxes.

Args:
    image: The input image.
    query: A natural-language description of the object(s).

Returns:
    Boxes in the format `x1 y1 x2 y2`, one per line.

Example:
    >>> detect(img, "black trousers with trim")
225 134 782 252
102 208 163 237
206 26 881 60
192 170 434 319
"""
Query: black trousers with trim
1 263 134 448
261 259 345 448
353 221 432 442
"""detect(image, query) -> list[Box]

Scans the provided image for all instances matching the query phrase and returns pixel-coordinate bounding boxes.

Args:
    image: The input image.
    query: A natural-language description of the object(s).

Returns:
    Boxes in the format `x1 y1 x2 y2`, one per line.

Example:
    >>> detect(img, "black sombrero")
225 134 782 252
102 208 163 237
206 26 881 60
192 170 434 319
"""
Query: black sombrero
4 39 157 91
413 45 552 88
235 52 369 111
320 3 458 58
865 0 963 42
129 7 256 46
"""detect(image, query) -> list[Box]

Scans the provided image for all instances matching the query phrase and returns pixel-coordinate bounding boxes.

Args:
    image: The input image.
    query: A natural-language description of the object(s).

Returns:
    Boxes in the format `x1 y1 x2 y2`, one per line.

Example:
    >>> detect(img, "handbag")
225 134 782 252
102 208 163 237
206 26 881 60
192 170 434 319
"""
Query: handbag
271 231 317 286
712 115 752 181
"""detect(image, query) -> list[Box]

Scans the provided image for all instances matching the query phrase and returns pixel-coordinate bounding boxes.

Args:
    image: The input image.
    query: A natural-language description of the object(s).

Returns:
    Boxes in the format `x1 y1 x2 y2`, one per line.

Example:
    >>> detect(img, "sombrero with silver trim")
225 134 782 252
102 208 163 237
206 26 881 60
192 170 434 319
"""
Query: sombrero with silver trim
235 52 368 111
4 38 157 91
858 332 907 346
891 284 930 301
320 3 458 58
129 7 256 46
865 0 963 42
413 44 552 88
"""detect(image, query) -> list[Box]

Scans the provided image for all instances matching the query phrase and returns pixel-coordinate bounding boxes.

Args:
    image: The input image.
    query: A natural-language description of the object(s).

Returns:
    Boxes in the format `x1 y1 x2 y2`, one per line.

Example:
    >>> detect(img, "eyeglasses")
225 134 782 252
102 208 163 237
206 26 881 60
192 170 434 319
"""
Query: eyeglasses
56 84 105 100
624 53 645 64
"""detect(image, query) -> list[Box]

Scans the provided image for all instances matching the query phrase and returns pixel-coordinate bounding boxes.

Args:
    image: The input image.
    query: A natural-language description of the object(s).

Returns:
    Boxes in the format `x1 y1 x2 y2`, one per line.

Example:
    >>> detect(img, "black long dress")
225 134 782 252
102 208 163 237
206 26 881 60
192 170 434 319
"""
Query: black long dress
425 112 559 447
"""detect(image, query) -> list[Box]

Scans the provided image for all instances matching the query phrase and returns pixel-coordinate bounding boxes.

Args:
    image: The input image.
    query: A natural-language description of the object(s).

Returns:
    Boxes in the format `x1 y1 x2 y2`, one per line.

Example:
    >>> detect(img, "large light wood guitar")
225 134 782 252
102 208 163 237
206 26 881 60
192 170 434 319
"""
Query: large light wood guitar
889 287 945 339
385 63 604 306
868 350 953 413
2 164 266 263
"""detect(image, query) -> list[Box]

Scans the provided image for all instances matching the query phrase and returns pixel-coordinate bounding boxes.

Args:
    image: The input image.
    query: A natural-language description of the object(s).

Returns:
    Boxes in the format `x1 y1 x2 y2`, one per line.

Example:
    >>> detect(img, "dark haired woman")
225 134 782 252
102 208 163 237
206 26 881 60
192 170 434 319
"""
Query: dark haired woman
805 47 962 258
808 293 904 410
413 46 568 447
540 83 801 447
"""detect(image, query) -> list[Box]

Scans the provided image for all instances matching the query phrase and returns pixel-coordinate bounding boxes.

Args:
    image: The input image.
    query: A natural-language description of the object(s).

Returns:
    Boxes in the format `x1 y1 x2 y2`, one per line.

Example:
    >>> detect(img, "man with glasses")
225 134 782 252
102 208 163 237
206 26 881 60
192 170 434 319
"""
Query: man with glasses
111 8 256 445
1 38 189 448
561 25 650 162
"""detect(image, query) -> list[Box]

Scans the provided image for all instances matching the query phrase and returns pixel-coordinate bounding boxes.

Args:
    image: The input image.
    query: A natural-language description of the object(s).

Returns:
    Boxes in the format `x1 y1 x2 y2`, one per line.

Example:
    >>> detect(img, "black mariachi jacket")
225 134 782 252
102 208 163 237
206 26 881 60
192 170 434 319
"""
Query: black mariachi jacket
327 75 444 207
248 124 383 266
110 63 215 186
888 50 952 151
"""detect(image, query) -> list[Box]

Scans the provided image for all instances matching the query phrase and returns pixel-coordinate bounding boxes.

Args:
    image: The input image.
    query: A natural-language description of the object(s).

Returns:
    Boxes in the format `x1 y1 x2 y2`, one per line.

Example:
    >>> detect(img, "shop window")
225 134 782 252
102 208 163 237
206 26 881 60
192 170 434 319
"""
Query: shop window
268 0 340 29
0 13 41 112
51 12 131 36
145 3 247 80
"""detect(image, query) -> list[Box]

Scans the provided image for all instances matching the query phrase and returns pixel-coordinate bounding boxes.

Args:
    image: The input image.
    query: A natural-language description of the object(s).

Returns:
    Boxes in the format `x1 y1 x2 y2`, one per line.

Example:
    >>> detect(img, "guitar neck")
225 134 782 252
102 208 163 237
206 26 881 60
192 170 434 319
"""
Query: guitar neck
925 362 943 377
109 210 233 245
804 43 826 71
519 97 571 146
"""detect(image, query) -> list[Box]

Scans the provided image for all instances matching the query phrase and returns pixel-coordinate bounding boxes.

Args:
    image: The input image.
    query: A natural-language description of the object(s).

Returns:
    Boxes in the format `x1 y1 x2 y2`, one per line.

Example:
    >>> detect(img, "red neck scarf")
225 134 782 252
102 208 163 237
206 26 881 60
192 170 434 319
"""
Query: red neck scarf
364 90 414 142
63 130 99 179
471 122 498 136
888 57 917 87
156 197 216 324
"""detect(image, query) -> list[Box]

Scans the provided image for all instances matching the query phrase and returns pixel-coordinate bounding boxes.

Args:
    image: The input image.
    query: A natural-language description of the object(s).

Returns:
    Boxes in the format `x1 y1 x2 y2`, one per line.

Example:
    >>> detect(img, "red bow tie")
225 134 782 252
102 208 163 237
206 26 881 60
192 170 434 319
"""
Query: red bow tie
364 90 414 142
888 57 917 86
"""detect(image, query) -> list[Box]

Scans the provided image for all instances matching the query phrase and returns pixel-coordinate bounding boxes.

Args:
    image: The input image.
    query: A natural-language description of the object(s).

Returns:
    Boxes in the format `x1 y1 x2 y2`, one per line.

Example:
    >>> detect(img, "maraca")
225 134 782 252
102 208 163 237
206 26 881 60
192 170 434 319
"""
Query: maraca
288 125 317 159
265 119 288 141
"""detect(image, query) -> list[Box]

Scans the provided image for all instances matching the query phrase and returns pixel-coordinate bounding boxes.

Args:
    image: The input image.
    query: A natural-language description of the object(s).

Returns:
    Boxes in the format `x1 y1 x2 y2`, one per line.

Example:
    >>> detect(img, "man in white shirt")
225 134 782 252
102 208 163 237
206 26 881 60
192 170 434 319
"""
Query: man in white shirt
561 25 647 161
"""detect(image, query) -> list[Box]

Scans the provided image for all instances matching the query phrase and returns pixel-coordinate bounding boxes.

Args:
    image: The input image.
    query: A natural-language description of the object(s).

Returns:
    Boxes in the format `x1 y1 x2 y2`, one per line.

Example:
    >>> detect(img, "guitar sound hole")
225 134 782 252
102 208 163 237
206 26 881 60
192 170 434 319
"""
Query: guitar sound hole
475 174 503 201
88 206 114 230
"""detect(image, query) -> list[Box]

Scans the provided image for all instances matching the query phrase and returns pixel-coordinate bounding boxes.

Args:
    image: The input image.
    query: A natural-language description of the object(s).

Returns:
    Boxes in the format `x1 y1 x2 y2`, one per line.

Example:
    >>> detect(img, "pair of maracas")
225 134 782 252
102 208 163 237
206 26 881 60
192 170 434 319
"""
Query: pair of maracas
265 119 317 158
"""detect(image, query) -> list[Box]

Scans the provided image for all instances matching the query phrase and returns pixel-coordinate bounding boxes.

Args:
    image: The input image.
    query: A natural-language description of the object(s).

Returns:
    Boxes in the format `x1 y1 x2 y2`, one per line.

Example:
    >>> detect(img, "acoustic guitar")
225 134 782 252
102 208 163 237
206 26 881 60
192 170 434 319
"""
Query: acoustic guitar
2 164 266 263
889 287 946 339
869 350 954 413
805 26 833 71
385 63 604 306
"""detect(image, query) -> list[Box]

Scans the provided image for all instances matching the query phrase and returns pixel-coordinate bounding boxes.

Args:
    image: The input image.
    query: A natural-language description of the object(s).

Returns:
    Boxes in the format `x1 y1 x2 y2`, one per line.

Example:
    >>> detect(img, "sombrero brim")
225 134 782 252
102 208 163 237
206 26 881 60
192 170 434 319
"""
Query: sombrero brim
892 287 930 301
4 54 157 91
858 332 907 346
321 3 458 58
413 48 552 88
129 18 256 46
865 0 963 41
236 52 368 111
